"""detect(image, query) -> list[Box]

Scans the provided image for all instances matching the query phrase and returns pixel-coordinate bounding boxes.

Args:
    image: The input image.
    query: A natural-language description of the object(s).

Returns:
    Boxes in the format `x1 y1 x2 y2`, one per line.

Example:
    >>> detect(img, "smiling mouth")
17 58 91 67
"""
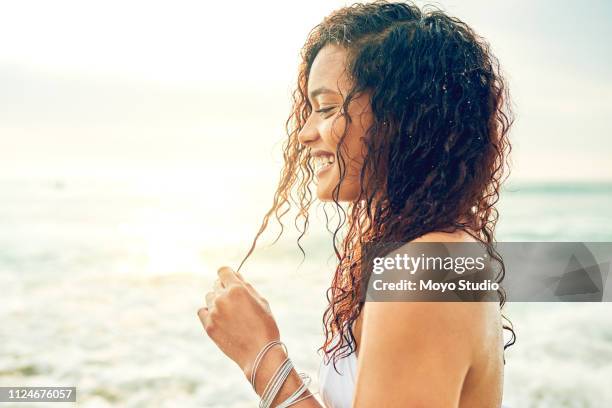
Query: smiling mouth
312 153 335 176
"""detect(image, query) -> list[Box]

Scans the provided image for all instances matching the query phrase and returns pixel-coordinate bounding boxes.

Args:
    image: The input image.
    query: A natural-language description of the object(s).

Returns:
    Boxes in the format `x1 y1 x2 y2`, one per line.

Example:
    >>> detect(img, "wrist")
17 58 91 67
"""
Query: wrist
246 344 289 393
241 339 279 380
242 359 255 381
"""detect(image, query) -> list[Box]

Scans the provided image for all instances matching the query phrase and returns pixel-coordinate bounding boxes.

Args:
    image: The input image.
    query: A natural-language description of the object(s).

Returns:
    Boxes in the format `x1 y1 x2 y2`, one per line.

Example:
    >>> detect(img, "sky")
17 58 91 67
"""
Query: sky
1 0 611 183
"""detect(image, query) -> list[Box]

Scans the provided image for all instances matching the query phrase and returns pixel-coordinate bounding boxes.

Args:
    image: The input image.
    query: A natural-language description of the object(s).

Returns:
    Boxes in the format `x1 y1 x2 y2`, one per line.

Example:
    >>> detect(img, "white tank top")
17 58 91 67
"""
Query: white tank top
318 348 357 408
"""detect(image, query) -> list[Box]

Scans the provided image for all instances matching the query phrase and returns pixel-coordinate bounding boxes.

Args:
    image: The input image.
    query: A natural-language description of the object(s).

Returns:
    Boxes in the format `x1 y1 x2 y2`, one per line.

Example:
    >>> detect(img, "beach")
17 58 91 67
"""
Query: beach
1 178 611 407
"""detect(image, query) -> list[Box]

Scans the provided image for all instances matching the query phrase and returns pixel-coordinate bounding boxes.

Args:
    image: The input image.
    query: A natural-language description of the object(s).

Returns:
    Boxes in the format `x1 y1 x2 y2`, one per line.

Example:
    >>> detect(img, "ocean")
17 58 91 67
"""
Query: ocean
1 178 611 407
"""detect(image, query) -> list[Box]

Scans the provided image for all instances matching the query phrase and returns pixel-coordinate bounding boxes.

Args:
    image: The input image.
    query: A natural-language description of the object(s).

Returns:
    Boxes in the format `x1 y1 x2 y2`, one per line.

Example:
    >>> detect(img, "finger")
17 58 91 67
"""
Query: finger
205 291 216 309
213 278 224 291
197 307 209 324
217 266 241 287
233 270 263 298
244 281 263 298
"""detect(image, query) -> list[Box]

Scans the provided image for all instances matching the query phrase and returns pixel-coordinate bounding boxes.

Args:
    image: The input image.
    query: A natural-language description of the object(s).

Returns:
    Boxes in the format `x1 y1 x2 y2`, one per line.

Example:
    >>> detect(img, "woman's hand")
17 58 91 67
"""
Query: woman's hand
197 266 280 379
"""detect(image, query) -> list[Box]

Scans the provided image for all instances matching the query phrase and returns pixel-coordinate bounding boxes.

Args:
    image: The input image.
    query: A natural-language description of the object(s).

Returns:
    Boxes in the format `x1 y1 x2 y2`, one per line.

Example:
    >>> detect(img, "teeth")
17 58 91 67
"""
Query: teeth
312 155 335 171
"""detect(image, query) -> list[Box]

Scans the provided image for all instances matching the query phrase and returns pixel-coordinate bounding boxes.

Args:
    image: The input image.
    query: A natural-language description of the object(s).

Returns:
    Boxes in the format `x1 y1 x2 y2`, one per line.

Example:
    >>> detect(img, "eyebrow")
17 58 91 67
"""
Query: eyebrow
308 86 339 102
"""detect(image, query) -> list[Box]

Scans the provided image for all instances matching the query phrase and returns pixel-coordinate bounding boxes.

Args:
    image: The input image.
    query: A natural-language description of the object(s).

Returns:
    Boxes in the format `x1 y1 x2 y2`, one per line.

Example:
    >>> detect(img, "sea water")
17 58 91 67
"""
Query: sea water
0 178 611 407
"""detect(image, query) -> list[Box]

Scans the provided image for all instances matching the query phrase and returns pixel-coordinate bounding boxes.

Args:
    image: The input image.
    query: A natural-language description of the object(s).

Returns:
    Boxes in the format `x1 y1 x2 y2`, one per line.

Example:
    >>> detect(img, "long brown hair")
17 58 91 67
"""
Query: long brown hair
237 0 515 371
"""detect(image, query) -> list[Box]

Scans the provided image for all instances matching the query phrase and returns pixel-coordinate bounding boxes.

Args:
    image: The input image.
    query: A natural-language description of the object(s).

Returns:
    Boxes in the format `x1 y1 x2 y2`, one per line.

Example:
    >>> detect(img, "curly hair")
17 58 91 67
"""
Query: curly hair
237 0 516 372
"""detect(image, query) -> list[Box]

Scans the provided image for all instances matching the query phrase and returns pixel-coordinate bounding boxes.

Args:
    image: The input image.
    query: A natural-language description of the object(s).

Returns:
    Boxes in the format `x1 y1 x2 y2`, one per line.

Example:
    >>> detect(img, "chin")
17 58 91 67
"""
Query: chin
316 190 334 202
315 167 361 202
316 183 359 202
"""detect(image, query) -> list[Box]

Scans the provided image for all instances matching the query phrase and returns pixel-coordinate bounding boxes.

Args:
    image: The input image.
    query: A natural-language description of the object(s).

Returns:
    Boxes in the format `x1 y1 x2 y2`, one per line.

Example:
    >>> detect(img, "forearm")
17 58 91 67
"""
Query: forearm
247 345 324 407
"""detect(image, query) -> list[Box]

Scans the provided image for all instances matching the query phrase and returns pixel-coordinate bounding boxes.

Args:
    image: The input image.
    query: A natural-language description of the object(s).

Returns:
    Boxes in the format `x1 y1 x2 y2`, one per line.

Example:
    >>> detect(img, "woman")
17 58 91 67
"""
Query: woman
197 1 515 407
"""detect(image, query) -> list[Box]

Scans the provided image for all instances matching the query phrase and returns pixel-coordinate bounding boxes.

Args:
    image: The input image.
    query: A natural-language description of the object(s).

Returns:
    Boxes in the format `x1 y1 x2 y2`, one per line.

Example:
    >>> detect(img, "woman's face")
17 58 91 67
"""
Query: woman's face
297 44 374 202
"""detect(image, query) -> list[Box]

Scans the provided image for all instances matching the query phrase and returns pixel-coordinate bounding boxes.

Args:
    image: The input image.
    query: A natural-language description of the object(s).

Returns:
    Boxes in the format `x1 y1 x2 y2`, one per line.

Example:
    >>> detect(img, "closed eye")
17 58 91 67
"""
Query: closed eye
315 107 336 116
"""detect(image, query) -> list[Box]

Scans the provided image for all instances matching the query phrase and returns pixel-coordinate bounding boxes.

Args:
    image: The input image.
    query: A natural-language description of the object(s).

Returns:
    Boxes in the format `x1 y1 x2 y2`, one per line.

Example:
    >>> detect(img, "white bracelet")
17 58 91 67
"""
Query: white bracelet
260 357 289 406
260 358 293 408
289 390 316 405
250 340 288 389
250 341 313 408
276 372 312 408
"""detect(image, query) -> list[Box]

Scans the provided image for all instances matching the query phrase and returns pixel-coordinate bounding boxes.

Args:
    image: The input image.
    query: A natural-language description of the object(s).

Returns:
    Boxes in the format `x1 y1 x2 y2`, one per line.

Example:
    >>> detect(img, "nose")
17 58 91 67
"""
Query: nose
297 117 319 147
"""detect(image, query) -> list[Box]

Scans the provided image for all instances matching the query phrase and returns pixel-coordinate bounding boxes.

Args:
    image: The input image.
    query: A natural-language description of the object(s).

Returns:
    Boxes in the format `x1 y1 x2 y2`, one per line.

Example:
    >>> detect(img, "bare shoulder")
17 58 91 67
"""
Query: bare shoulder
362 300 496 358
366 229 500 352
362 228 500 356
357 296 500 405
354 228 503 406
412 228 479 243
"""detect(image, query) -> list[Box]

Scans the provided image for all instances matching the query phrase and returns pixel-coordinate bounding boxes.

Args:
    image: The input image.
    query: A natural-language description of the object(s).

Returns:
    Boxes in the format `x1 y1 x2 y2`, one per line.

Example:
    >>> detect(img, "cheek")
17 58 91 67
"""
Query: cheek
324 115 347 147
326 116 364 163
341 130 368 176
